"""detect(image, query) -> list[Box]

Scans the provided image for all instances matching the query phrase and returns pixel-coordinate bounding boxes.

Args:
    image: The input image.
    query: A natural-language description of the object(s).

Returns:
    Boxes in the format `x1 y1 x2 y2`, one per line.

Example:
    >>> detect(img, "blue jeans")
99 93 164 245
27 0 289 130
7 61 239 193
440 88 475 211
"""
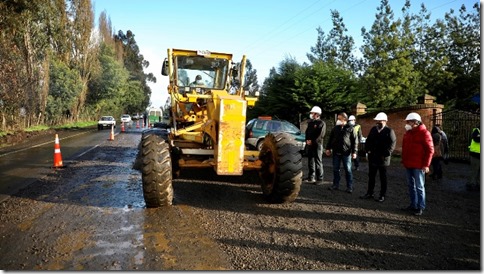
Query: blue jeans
332 154 353 190
405 168 426 210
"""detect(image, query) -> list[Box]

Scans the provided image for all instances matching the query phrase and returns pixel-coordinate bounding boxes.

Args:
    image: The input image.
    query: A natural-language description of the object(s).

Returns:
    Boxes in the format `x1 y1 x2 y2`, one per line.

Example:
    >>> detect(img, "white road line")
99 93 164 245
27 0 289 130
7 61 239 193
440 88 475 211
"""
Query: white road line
76 144 100 158
0 129 96 158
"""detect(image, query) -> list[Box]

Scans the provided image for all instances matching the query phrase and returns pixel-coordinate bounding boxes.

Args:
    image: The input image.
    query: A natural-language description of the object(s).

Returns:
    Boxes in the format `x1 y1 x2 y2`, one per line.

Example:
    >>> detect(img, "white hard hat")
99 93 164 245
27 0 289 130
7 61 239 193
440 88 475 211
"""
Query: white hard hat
405 112 421 122
348 115 356 121
310 106 322 115
373 112 388 121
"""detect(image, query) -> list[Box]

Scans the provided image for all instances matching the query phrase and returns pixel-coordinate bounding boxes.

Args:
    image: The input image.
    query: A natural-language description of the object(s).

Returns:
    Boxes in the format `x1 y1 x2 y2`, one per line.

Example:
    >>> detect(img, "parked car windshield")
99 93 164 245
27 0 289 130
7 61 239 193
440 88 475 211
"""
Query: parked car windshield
282 121 300 134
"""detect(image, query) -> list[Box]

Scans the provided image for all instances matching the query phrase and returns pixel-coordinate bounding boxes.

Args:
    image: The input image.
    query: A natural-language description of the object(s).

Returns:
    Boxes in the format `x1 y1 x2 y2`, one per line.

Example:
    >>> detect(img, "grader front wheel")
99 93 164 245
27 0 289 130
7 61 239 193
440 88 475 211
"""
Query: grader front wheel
140 133 174 207
258 132 303 203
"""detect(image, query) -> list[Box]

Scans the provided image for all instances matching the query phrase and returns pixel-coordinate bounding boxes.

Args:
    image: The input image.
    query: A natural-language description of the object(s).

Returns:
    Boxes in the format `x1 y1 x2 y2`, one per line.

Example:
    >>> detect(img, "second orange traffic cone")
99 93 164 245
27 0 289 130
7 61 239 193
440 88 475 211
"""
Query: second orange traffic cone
53 134 64 168
121 122 125 133
108 125 115 141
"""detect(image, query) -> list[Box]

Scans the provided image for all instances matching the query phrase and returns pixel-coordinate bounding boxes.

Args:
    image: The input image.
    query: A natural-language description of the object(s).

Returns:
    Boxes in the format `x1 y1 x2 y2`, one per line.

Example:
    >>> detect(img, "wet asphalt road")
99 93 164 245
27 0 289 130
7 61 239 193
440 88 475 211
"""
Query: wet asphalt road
0 127 105 202
0 125 232 270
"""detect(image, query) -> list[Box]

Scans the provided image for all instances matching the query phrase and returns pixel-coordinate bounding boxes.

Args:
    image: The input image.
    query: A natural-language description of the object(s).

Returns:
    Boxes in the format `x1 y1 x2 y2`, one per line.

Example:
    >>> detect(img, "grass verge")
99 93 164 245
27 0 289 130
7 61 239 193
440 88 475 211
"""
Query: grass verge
0 121 97 138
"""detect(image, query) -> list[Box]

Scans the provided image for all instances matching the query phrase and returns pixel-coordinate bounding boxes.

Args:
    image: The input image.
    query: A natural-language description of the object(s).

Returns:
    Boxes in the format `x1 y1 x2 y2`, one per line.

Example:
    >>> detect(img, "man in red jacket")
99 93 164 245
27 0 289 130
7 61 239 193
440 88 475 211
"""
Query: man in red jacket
401 112 434 216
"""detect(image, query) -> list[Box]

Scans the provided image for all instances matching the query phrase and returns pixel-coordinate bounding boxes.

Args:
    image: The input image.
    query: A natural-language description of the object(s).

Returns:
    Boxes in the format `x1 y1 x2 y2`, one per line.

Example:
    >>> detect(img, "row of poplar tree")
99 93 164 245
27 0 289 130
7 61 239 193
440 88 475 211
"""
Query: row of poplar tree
248 0 480 125
0 0 155 131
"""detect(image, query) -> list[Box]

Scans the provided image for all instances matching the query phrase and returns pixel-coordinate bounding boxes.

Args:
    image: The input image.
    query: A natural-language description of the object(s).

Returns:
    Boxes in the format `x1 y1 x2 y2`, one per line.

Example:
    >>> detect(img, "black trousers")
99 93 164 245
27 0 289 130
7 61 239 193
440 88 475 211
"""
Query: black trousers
367 164 388 197
431 157 443 179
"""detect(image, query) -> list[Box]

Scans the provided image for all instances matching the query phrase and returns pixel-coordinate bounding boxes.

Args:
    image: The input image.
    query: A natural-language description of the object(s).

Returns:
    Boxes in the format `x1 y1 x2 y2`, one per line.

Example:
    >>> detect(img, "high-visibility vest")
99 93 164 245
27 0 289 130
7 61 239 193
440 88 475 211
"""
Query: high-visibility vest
354 124 361 132
469 128 480 154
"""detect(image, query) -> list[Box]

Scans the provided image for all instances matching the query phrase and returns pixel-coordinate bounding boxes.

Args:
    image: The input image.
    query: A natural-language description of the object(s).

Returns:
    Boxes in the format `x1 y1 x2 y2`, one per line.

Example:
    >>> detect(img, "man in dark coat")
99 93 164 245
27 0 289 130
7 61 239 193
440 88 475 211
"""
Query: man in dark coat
360 112 396 202
304 106 326 185
325 112 358 193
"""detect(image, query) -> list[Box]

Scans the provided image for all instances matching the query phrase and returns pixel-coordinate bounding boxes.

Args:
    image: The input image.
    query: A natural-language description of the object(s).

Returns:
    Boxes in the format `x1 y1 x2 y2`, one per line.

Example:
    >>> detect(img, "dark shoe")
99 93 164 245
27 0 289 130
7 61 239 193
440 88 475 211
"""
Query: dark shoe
401 205 417 211
354 166 359 171
375 196 385 202
414 208 423 216
328 185 339 191
466 184 478 191
314 180 324 185
359 193 373 199
345 188 353 194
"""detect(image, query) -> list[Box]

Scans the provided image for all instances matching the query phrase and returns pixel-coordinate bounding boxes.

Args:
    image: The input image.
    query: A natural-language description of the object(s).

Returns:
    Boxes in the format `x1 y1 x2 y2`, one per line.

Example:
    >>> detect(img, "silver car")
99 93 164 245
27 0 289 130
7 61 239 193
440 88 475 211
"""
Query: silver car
98 116 116 130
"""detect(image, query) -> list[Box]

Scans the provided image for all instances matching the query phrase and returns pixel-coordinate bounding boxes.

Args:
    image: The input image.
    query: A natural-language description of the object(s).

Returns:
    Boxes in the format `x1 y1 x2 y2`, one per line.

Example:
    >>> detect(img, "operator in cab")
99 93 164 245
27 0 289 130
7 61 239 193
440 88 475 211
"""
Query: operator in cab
190 75 205 87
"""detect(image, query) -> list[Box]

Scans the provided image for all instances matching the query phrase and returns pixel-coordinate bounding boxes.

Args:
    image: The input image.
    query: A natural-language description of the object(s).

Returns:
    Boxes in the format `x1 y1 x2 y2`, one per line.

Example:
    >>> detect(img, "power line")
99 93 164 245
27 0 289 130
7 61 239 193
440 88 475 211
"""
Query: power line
250 0 369 60
428 0 459 12
247 0 338 58
242 0 323 51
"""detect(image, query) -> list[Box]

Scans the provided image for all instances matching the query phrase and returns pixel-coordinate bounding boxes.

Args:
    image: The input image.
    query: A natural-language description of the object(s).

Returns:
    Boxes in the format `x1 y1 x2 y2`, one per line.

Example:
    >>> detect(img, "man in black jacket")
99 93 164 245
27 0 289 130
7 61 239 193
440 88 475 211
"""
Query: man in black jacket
325 112 358 193
304 106 326 185
360 112 397 202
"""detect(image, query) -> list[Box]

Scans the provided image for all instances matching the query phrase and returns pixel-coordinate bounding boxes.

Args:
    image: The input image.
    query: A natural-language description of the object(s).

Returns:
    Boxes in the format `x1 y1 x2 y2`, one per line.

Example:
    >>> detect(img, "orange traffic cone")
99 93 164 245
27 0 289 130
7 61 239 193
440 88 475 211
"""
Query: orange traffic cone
108 125 115 141
53 134 64 168
121 122 125 133
136 120 140 129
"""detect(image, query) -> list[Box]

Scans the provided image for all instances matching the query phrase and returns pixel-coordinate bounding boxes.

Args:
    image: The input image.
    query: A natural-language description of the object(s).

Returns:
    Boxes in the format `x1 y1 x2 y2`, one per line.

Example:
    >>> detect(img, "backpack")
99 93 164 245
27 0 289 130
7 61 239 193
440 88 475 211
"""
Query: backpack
432 132 443 158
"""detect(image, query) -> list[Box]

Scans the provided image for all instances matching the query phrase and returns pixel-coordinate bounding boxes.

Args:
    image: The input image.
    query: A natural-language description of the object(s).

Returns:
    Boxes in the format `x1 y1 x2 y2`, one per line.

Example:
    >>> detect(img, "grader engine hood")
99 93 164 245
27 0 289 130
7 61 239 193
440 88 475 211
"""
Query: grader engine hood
215 95 247 175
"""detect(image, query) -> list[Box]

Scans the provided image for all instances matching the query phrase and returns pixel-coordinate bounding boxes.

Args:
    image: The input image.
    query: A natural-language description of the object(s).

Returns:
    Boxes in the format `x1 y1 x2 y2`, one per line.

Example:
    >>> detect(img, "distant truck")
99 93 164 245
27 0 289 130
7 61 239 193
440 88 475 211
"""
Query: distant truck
146 107 162 126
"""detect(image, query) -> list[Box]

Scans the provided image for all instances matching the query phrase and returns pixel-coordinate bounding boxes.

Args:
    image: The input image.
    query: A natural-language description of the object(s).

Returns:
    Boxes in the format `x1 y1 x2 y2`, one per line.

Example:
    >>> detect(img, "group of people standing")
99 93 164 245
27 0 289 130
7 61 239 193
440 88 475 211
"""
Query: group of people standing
303 106 478 217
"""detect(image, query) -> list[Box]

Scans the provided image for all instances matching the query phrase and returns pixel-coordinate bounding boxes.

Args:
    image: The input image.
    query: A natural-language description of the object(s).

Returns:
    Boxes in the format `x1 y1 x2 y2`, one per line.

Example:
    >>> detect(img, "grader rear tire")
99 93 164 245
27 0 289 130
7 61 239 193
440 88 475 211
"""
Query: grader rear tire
258 132 303 203
140 133 173 207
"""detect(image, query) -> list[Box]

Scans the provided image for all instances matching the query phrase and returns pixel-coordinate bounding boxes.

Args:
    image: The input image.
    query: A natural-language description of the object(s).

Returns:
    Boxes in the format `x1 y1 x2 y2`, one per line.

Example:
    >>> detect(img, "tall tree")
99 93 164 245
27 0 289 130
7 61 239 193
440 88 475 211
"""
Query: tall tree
249 57 358 124
441 3 480 110
243 59 260 96
0 1 26 130
46 59 83 124
293 60 357 118
411 3 454 101
87 43 129 116
307 10 357 72
98 10 114 50
48 0 70 63
0 0 54 128
249 58 301 124
68 0 97 120
114 30 155 109
360 0 422 108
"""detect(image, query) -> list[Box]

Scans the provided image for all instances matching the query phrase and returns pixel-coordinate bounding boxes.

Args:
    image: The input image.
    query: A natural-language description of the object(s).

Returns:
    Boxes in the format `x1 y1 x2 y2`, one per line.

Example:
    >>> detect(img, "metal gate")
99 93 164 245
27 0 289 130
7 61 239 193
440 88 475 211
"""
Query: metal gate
427 110 480 162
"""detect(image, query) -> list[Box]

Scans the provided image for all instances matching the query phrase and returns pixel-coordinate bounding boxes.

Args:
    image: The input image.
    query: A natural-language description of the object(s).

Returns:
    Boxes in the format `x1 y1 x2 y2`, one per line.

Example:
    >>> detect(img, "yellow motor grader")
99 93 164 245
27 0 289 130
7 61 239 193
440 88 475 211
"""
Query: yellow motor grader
138 48 302 207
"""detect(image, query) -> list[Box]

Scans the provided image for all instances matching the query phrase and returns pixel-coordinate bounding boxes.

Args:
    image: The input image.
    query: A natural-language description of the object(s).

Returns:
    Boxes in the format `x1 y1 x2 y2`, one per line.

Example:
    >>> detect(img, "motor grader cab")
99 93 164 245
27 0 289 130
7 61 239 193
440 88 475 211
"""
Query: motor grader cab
138 48 302 207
